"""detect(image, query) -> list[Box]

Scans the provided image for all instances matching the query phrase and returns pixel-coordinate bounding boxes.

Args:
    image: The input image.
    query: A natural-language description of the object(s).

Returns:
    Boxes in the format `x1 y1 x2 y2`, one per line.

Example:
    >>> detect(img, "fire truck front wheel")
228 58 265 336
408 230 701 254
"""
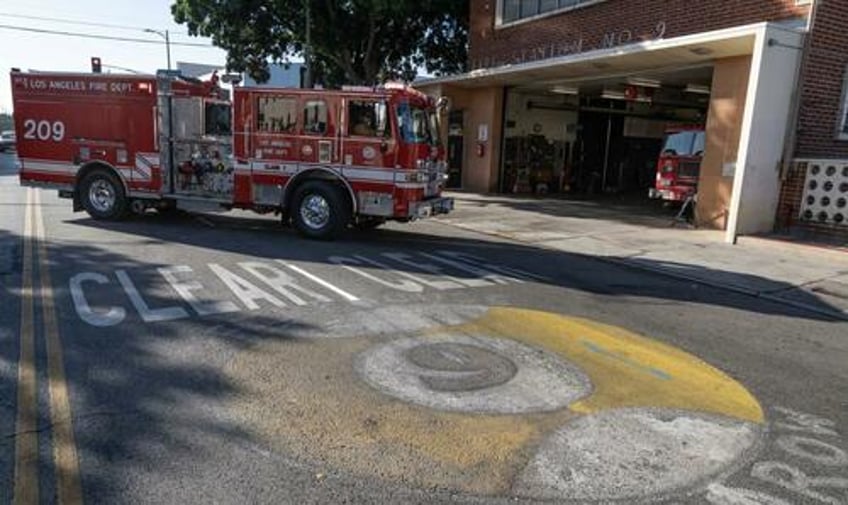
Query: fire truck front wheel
291 181 351 240
80 170 129 220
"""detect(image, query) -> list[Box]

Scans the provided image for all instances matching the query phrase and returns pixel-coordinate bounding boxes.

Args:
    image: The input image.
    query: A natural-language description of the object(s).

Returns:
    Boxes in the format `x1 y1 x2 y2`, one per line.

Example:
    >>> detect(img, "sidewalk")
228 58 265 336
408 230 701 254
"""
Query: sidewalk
439 192 848 320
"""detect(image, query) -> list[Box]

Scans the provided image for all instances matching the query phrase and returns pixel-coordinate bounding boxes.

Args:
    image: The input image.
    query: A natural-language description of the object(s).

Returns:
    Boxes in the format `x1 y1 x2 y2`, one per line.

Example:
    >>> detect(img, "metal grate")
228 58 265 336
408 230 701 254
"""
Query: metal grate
677 161 701 178
798 159 848 226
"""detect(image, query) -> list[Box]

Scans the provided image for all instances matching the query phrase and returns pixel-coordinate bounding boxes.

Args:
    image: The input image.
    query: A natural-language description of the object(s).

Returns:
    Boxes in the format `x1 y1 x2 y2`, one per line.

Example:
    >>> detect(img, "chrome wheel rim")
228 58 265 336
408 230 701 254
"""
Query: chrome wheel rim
300 194 331 230
89 179 116 213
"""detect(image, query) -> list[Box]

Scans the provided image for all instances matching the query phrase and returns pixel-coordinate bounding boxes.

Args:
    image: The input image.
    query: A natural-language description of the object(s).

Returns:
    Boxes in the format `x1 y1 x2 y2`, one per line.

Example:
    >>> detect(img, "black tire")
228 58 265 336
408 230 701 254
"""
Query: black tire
79 170 129 220
290 181 351 240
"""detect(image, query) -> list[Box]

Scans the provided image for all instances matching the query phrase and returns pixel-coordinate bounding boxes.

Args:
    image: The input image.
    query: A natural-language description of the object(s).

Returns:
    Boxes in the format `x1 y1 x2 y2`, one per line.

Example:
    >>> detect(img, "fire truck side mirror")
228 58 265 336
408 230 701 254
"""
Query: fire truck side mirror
91 57 102 74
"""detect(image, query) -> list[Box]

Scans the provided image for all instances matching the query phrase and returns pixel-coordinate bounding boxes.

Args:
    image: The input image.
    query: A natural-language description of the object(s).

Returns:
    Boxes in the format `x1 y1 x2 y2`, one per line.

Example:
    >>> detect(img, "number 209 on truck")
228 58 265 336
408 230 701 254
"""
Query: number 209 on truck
10 69 453 239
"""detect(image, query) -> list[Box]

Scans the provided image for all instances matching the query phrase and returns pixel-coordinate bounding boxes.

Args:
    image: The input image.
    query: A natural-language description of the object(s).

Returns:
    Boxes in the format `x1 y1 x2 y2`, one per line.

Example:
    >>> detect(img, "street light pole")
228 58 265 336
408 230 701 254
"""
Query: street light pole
304 0 313 88
145 28 172 71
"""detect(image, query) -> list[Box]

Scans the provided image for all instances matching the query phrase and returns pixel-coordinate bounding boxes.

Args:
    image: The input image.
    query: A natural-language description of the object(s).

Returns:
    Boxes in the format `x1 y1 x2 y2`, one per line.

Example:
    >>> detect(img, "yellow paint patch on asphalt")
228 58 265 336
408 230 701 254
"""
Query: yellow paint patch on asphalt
227 338 577 495
465 307 764 424
226 306 763 495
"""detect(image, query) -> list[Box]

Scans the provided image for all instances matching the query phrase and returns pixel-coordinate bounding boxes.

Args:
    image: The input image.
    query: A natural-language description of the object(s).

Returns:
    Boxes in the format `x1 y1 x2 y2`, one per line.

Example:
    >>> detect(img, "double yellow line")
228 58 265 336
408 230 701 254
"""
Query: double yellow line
13 188 83 505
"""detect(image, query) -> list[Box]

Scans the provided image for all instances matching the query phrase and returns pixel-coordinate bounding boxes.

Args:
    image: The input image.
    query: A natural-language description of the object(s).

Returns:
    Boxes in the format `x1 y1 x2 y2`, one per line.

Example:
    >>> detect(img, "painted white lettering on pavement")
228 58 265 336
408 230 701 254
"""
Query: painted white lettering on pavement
280 262 359 302
328 255 424 293
210 264 286 310
115 270 189 323
437 251 549 282
380 253 464 291
417 252 501 287
706 483 791 504
69 272 126 327
241 261 332 305
706 407 848 505
158 265 240 316
751 462 848 505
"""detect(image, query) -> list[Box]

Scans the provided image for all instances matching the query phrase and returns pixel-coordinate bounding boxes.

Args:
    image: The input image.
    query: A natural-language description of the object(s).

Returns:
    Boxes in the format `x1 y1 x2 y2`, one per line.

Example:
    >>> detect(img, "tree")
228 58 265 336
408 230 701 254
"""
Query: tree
0 113 12 132
172 0 468 87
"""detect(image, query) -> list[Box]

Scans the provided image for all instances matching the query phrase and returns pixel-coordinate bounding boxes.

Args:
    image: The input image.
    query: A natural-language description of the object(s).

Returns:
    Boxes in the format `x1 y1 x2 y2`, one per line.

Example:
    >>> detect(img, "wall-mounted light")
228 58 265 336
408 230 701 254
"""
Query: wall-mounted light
601 89 626 100
684 84 711 95
550 85 579 95
626 77 661 88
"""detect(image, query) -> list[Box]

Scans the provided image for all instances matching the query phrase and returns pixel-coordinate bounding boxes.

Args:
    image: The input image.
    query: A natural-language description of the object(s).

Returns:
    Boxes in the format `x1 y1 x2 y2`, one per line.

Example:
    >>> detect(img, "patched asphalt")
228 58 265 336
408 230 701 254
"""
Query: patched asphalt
1 165 847 505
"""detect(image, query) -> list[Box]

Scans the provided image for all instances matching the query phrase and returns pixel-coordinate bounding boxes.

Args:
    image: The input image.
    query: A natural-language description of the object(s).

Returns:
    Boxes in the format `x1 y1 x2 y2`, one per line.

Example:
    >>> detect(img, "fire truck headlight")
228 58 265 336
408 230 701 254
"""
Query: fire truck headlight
662 163 675 173
416 159 427 170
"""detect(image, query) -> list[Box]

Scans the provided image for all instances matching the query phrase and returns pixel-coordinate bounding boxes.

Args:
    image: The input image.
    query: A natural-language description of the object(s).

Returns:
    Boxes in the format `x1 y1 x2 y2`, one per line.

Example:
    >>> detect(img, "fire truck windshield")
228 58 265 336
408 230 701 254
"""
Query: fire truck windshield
205 102 232 136
396 102 439 146
661 130 705 157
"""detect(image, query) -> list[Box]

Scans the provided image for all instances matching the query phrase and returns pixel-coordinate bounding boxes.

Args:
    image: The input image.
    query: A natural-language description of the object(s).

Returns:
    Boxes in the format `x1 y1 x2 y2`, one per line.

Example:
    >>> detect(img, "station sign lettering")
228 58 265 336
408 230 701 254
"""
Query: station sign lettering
471 21 667 71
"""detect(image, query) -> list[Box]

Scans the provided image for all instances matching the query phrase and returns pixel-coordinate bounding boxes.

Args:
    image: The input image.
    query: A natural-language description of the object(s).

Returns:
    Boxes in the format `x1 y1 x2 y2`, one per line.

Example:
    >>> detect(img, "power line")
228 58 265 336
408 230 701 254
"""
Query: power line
0 12 206 41
0 24 217 48
0 12 170 33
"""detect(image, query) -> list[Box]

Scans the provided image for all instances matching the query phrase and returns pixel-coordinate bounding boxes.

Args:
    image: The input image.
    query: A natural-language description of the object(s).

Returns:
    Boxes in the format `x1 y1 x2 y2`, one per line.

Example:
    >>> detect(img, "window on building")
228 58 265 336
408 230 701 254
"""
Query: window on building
840 68 848 140
257 96 297 133
348 100 388 138
304 100 328 135
500 0 604 24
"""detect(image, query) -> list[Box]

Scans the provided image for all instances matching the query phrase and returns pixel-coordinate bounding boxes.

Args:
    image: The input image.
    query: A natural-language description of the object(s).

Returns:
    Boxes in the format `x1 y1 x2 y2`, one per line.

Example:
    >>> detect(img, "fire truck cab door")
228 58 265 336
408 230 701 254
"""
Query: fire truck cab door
300 97 334 165
342 98 391 170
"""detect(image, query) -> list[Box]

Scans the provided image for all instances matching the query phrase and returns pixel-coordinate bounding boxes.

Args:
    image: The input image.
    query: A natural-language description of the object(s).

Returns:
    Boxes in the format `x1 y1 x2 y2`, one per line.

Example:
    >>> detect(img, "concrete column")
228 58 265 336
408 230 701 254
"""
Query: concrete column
696 56 752 230
726 25 805 242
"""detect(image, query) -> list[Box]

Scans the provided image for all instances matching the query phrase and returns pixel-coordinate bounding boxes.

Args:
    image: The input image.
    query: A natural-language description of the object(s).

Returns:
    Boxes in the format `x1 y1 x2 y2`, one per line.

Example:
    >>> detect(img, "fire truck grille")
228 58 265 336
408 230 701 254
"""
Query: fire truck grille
678 161 701 179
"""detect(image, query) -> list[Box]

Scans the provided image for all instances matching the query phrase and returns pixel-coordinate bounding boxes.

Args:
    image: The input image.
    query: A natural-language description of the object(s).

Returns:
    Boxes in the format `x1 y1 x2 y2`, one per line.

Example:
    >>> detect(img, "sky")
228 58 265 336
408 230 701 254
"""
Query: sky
0 0 228 113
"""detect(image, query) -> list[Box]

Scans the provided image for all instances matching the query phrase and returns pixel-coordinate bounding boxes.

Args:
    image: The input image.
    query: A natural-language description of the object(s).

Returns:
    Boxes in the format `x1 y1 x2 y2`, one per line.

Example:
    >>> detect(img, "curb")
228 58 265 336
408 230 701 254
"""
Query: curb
438 220 848 322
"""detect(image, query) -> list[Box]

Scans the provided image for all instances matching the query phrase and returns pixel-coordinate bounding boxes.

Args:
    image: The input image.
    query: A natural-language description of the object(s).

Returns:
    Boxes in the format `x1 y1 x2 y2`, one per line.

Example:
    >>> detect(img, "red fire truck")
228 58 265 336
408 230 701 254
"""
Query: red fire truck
649 126 705 203
10 69 453 239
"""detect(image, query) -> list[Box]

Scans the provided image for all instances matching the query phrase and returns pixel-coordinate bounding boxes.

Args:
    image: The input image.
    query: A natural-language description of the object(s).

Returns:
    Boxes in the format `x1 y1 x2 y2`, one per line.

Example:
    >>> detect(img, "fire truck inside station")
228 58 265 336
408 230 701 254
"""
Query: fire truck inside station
11 70 453 240
494 66 714 211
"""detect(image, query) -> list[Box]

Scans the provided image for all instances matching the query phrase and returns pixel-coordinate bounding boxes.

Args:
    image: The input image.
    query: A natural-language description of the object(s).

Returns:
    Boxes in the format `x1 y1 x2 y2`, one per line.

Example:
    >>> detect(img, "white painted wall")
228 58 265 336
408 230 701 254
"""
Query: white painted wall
727 25 805 241
505 92 578 142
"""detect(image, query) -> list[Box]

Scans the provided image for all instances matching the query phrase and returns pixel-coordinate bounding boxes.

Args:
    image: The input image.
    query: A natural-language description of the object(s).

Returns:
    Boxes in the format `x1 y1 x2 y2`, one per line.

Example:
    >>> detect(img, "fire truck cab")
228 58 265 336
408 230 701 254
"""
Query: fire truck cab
649 126 705 203
11 70 452 239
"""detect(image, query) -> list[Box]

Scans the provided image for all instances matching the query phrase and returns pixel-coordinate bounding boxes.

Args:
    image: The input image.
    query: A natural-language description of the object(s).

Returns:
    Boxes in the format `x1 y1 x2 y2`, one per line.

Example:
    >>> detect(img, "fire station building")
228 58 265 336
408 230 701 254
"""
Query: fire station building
419 0 848 243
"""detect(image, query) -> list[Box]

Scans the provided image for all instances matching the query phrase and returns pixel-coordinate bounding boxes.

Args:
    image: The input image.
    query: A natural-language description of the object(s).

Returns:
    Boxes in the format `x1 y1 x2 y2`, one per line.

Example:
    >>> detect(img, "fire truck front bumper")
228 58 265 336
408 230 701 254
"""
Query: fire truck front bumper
408 197 454 219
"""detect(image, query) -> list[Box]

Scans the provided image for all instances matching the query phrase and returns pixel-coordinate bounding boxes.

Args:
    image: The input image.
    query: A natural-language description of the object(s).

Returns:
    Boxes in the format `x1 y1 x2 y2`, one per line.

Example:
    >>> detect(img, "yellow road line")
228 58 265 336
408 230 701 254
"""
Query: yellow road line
34 189 84 504
13 187 38 505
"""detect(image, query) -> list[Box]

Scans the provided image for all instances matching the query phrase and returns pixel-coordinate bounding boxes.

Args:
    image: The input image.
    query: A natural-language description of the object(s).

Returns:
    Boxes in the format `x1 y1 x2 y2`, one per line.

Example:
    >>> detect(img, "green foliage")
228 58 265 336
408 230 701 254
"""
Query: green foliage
0 113 12 132
172 0 468 87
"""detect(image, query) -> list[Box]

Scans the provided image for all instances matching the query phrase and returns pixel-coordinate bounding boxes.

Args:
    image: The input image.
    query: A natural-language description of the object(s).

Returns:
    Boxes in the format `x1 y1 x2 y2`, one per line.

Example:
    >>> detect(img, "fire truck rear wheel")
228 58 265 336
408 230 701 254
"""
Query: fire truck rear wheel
291 181 351 240
80 170 129 220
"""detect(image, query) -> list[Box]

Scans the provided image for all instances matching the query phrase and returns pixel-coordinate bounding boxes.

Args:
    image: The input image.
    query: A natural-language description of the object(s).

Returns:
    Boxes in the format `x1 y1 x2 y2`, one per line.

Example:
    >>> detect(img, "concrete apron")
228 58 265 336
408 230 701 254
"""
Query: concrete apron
225 306 764 502
437 209 848 321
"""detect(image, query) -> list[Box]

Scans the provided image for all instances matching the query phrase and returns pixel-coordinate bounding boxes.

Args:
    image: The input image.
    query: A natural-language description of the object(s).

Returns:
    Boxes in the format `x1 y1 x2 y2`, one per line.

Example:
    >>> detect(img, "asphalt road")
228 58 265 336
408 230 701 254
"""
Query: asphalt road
1 152 847 505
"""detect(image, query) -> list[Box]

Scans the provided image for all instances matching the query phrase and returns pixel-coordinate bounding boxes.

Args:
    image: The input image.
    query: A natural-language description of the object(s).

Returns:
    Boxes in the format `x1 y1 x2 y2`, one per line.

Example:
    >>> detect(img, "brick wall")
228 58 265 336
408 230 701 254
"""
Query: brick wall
470 0 808 70
794 0 848 159
776 1 848 239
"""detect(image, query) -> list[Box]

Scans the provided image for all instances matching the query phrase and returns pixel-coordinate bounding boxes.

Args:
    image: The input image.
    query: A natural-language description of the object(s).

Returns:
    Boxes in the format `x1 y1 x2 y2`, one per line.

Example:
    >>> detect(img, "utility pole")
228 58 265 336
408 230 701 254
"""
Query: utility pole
304 0 313 88
145 29 172 71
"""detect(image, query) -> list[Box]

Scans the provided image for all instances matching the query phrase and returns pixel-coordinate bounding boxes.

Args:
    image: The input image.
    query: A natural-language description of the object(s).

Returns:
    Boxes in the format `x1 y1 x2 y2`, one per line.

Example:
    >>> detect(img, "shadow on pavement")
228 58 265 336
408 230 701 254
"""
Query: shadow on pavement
65 209 845 322
0 226 318 502
447 192 683 229
0 201 843 502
